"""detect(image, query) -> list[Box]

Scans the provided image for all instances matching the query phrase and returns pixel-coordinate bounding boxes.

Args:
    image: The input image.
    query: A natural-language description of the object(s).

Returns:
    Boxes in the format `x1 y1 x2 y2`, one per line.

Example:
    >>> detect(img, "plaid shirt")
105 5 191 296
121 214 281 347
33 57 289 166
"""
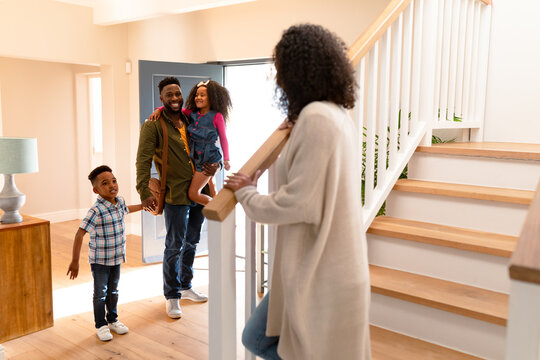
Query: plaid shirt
80 195 129 266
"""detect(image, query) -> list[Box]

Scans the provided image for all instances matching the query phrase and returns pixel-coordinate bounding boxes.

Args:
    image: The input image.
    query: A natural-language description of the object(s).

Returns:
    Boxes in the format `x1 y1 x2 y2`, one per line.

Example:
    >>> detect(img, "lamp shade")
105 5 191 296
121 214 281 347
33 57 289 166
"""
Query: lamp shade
0 137 39 174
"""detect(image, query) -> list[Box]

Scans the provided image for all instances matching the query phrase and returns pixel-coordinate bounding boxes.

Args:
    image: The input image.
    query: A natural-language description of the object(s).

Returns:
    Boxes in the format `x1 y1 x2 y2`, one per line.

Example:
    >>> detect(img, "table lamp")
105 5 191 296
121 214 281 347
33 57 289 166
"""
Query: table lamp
0 137 39 224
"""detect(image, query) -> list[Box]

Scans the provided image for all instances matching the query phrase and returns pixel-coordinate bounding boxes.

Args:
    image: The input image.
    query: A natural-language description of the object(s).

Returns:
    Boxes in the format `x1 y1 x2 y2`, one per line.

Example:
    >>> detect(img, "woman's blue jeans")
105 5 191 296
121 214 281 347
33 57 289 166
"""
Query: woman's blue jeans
163 202 205 299
91 263 121 328
242 293 282 359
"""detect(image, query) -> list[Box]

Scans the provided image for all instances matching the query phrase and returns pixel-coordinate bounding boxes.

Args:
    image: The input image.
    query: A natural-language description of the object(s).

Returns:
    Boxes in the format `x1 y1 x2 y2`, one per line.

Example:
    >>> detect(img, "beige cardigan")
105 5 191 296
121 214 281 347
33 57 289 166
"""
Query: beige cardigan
235 101 371 360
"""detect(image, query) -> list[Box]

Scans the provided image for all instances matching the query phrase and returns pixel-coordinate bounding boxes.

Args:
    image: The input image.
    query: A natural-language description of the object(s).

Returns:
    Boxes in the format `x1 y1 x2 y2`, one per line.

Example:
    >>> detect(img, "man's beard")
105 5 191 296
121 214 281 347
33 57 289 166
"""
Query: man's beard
163 100 183 114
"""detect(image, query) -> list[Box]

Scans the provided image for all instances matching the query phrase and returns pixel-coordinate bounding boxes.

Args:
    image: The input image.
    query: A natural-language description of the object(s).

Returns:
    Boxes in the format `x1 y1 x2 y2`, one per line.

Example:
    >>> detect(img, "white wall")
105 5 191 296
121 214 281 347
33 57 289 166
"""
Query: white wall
0 58 99 216
0 0 133 220
483 0 540 143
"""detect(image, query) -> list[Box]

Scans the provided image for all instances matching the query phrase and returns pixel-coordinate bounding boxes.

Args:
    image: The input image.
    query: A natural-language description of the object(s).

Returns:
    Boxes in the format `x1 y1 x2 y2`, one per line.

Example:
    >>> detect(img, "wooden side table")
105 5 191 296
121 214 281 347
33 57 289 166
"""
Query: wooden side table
0 215 53 343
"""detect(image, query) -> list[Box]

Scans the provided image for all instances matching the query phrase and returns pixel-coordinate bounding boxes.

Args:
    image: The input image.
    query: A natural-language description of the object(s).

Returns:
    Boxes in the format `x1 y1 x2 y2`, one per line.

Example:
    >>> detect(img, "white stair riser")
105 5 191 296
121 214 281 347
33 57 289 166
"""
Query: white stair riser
409 153 540 191
386 192 528 236
370 293 506 360
368 234 511 293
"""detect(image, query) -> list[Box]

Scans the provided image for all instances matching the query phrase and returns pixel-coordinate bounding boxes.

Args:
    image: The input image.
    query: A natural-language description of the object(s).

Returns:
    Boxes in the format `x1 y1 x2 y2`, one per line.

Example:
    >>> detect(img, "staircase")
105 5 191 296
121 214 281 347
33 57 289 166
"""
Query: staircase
366 142 540 359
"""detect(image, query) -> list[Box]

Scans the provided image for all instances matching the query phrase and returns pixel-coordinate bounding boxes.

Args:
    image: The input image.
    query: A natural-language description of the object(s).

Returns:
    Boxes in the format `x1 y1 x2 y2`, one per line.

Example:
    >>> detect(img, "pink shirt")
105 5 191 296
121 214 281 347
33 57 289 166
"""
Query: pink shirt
182 109 229 161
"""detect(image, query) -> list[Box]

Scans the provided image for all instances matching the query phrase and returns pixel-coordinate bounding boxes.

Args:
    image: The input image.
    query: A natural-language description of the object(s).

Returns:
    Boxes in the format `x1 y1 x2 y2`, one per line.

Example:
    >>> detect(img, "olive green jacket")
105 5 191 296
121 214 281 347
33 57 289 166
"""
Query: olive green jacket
135 111 194 205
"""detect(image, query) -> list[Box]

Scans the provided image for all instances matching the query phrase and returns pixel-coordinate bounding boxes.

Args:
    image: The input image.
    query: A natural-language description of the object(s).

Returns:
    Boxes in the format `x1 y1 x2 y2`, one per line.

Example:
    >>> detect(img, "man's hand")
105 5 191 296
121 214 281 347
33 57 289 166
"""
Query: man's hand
142 196 157 212
224 170 262 192
147 108 162 122
202 162 220 176
67 261 79 280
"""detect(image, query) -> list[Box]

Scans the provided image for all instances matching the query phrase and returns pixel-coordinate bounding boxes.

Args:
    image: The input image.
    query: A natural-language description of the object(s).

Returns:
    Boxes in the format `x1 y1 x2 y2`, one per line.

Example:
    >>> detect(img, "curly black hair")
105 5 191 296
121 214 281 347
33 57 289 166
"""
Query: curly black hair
88 165 113 185
158 76 181 94
184 80 232 122
273 24 356 122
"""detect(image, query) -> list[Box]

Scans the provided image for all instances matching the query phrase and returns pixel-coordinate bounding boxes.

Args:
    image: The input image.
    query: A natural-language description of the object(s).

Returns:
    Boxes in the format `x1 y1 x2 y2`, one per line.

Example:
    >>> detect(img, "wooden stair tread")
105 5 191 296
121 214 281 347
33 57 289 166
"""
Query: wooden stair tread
417 142 540 160
369 216 517 257
394 179 534 205
370 265 509 326
370 326 481 359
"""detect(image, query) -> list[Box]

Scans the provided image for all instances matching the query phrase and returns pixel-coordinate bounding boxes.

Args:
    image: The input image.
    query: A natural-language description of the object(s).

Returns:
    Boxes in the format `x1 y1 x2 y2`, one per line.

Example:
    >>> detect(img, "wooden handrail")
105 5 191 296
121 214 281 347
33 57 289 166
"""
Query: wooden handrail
509 181 540 285
347 0 412 67
202 126 290 221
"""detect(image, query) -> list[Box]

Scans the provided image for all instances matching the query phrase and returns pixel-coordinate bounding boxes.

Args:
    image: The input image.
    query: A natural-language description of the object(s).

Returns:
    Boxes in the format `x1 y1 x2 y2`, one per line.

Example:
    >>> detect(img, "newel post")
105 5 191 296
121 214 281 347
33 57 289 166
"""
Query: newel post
208 213 237 360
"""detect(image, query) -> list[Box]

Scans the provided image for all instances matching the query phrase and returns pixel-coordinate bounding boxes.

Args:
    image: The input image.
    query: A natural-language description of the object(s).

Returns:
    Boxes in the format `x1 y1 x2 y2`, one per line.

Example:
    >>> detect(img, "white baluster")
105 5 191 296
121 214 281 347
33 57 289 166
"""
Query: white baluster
419 0 439 145
433 0 446 123
447 0 461 123
365 44 379 209
244 216 256 360
468 1 481 124
389 15 403 165
267 163 278 288
410 0 424 131
470 3 491 141
208 213 237 360
377 30 391 189
356 58 366 196
462 0 475 123
439 0 453 123
454 0 468 121
400 3 413 146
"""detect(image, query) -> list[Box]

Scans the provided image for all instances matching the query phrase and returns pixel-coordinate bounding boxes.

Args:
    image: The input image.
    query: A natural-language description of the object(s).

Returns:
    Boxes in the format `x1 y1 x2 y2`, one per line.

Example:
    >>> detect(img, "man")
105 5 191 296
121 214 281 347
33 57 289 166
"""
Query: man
136 77 217 319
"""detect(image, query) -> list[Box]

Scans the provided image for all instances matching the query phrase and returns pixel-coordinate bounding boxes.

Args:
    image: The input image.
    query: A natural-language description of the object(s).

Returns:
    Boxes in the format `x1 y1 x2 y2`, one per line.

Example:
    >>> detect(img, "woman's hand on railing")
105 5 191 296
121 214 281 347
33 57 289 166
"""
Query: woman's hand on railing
278 118 294 130
224 170 262 192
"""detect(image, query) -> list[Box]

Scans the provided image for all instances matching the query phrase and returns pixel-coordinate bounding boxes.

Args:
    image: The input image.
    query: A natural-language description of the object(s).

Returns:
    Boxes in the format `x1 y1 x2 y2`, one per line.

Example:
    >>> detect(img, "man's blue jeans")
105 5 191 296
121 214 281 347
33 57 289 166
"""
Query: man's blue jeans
91 263 121 329
242 293 281 359
163 202 205 299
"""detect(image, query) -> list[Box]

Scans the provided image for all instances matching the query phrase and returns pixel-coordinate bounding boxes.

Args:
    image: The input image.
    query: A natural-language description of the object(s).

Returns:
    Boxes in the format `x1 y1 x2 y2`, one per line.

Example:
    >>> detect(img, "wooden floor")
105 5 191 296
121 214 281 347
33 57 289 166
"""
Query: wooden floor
2 220 481 359
2 220 221 360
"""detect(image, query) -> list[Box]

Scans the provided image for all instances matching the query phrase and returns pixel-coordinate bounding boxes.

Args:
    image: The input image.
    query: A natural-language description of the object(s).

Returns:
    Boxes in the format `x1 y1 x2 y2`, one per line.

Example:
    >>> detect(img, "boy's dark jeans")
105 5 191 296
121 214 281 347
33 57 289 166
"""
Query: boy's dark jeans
91 263 121 328
163 202 205 299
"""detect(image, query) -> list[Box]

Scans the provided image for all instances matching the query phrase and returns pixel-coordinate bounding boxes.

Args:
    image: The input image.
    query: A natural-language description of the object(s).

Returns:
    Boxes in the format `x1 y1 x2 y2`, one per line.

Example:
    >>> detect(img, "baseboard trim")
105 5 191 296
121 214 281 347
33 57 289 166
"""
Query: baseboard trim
0 344 4 360
31 210 142 236
31 209 87 223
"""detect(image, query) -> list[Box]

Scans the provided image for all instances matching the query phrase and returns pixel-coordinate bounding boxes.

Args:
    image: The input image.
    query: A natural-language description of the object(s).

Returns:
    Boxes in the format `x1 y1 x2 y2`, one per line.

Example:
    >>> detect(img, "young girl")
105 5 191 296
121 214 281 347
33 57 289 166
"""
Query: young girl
151 80 232 205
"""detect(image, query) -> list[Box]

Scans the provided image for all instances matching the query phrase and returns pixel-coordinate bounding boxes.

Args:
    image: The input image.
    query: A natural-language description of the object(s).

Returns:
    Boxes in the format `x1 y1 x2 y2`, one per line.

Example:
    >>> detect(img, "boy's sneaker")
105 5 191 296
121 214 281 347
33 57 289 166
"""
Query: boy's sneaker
109 321 129 335
166 299 182 319
180 288 208 303
96 325 113 341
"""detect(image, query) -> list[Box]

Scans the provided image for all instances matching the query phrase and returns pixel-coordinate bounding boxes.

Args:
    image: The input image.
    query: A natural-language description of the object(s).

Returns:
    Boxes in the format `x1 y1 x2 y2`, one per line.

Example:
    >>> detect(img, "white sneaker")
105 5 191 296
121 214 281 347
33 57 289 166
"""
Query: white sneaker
180 288 208 303
96 325 113 341
109 321 129 335
166 299 182 318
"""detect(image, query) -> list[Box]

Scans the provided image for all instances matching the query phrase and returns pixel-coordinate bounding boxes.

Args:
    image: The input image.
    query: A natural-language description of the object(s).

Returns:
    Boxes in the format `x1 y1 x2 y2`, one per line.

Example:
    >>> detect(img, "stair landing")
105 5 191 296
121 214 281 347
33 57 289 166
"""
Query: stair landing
417 142 540 160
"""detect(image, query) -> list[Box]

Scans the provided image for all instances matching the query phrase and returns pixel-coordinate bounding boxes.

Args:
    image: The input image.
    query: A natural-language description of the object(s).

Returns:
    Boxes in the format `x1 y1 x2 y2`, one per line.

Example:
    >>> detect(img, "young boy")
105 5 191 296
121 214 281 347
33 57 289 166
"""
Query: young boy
67 165 142 341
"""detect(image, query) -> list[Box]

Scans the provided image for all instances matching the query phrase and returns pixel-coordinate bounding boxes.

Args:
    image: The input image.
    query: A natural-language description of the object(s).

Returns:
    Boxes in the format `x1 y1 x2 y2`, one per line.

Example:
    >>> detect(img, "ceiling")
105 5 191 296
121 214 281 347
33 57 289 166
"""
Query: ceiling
54 0 255 25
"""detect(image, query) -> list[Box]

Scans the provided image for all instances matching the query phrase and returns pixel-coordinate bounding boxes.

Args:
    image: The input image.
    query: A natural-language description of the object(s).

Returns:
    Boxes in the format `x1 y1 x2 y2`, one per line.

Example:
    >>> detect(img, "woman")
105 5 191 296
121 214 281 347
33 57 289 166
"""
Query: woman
225 24 371 359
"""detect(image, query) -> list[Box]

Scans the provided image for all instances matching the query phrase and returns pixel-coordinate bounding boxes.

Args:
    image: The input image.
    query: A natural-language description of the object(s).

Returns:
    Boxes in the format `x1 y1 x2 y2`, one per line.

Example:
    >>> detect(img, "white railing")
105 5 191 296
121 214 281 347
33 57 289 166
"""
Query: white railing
352 0 492 230
432 0 491 142
204 0 492 358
